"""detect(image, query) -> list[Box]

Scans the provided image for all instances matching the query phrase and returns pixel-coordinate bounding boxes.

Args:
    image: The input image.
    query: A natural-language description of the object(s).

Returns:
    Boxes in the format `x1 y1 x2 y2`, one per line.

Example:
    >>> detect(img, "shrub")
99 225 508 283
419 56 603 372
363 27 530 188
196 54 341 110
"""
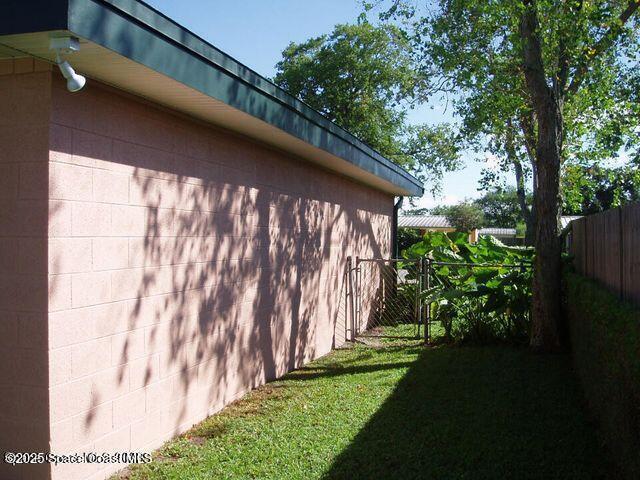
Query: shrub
403 232 533 344
564 272 640 480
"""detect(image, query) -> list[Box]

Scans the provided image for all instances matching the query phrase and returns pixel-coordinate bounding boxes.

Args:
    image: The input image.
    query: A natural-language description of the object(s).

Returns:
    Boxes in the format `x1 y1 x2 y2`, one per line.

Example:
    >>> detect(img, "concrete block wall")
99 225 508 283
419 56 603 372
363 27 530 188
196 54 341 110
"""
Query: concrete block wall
1 62 392 480
0 59 53 480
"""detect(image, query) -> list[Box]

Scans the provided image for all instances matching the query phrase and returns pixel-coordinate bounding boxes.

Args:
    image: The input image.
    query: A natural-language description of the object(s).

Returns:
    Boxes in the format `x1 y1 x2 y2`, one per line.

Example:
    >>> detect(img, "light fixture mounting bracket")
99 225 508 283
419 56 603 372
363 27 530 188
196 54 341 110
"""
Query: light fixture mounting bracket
49 36 81 54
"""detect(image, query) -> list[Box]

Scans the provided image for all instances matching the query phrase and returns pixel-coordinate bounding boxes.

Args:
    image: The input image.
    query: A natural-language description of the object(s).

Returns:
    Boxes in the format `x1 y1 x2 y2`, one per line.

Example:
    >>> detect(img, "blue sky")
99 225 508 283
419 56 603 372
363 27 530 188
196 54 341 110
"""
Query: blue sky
145 0 497 209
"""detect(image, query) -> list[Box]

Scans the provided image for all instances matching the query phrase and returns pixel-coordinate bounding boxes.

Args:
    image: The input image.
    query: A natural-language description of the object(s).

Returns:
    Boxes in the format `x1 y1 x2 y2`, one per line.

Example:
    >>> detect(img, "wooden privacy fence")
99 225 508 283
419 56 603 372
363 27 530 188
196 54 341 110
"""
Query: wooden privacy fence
569 201 640 306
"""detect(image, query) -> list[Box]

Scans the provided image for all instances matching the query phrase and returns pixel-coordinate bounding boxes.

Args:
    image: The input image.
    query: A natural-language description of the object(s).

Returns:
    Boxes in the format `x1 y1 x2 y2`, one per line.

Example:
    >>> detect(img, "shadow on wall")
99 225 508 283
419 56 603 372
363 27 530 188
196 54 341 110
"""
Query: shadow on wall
47 72 390 457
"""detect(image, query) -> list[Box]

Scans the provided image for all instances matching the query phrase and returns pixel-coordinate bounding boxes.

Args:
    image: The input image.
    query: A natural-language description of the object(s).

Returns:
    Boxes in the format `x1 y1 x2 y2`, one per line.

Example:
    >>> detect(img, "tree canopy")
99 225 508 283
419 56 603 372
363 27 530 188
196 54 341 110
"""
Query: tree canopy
273 22 462 194
402 207 430 215
445 202 485 233
563 162 640 214
474 187 529 228
372 0 640 350
372 0 639 239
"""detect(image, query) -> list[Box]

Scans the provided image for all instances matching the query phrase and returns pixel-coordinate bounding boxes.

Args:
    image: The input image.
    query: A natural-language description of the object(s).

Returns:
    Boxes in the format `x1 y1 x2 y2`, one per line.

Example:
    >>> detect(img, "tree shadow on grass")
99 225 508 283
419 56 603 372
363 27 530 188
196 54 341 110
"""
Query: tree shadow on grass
322 346 612 480
284 345 424 381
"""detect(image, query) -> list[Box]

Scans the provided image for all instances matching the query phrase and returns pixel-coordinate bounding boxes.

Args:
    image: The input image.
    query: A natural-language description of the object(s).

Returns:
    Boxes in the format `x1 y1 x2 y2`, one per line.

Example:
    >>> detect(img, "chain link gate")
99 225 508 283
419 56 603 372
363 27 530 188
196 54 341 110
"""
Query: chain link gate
347 257 425 340
346 257 530 343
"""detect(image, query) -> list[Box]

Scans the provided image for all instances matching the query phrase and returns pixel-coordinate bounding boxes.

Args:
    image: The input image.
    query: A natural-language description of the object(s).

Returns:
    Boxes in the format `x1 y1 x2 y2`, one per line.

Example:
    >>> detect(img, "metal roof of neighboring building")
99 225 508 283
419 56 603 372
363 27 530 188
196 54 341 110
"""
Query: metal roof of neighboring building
398 215 452 229
0 0 423 197
479 228 517 236
400 215 583 232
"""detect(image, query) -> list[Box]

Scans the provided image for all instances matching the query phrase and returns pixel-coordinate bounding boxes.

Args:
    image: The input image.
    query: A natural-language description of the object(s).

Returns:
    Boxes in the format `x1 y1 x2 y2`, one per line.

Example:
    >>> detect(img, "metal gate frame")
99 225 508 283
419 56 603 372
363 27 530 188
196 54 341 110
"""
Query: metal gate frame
347 256 425 341
347 257 529 344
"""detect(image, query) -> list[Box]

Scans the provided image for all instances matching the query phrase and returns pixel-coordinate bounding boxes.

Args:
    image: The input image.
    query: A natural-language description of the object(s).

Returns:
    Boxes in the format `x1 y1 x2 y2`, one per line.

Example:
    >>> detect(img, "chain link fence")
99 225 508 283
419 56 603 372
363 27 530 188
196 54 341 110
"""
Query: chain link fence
350 258 424 339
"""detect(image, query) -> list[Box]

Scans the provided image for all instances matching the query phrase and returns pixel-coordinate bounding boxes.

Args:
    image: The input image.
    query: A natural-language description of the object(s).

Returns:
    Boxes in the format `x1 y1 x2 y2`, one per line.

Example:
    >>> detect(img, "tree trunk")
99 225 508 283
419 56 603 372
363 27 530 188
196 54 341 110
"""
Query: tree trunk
520 0 563 351
530 99 563 351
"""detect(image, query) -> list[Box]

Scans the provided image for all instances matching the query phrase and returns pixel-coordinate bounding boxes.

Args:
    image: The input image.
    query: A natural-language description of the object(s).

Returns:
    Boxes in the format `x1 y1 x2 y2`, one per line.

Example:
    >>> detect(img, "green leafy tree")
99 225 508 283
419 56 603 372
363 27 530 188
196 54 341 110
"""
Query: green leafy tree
273 22 462 194
474 187 529 228
398 227 423 253
430 188 527 229
374 0 640 350
445 202 485 233
429 205 451 215
563 163 640 214
402 207 430 215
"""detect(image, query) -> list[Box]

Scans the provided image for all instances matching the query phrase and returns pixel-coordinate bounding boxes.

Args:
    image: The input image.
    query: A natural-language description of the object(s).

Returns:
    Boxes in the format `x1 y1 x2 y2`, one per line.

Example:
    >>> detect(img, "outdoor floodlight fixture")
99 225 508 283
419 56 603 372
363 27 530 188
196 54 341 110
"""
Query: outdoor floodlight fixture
50 36 86 93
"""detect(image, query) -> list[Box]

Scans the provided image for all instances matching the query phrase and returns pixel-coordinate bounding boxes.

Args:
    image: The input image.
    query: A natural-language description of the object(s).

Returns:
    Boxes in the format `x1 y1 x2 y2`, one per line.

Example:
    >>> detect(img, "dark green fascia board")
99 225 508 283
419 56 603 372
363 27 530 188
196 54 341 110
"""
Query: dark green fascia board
2 0 424 196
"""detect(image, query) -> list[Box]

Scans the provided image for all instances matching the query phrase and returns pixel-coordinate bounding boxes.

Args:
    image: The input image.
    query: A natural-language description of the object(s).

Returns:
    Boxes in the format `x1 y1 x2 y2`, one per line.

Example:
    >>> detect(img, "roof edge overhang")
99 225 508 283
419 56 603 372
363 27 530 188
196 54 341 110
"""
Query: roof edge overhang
2 0 424 197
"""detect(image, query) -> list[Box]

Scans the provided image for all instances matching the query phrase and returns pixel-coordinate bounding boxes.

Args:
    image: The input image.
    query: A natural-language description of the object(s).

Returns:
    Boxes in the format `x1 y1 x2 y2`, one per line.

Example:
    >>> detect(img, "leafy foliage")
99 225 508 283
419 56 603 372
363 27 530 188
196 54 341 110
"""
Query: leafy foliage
474 187 530 228
402 207 430 216
372 0 640 349
445 202 485 232
397 227 423 254
378 0 640 185
274 23 417 154
404 232 533 344
562 163 640 214
273 22 462 194
428 204 451 215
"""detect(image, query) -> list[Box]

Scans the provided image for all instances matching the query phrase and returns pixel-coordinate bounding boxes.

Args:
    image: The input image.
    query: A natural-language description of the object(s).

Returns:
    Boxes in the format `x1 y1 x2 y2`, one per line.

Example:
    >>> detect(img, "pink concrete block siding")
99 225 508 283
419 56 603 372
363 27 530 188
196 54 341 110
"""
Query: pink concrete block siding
0 60 52 480
1 62 392 480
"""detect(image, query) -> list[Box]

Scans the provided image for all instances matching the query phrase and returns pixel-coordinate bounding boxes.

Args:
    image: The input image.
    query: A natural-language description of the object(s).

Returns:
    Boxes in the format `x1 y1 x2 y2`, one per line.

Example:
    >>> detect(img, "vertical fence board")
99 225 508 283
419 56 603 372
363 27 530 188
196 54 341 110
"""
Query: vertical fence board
571 217 585 275
581 216 588 275
570 202 639 306
622 203 640 305
602 208 621 294
587 213 598 279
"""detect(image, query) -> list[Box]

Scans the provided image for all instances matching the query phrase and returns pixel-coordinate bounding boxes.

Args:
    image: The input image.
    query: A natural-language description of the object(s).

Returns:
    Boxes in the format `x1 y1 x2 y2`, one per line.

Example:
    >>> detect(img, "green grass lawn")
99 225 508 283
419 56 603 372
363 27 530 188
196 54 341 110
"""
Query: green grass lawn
119 332 610 480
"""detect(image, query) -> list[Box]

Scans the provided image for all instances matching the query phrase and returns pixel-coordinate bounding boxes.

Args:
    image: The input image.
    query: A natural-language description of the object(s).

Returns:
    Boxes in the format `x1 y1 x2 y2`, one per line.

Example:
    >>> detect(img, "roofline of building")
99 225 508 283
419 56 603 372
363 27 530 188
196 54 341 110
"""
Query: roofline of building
2 0 424 196
399 214 582 230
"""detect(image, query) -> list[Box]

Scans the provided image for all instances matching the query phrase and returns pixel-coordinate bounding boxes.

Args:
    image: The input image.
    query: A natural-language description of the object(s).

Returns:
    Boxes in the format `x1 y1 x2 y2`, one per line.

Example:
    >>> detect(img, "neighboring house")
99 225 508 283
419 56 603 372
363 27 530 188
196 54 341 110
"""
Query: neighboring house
398 215 479 242
398 215 455 233
479 227 519 245
0 2 423 480
400 215 583 246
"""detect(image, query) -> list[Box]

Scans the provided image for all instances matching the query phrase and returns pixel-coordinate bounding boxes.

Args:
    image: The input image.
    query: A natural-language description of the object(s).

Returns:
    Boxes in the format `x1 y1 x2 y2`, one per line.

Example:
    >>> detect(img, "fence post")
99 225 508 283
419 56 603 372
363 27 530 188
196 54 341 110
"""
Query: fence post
619 207 624 300
355 256 360 339
347 256 355 341
424 257 431 344
417 257 424 339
